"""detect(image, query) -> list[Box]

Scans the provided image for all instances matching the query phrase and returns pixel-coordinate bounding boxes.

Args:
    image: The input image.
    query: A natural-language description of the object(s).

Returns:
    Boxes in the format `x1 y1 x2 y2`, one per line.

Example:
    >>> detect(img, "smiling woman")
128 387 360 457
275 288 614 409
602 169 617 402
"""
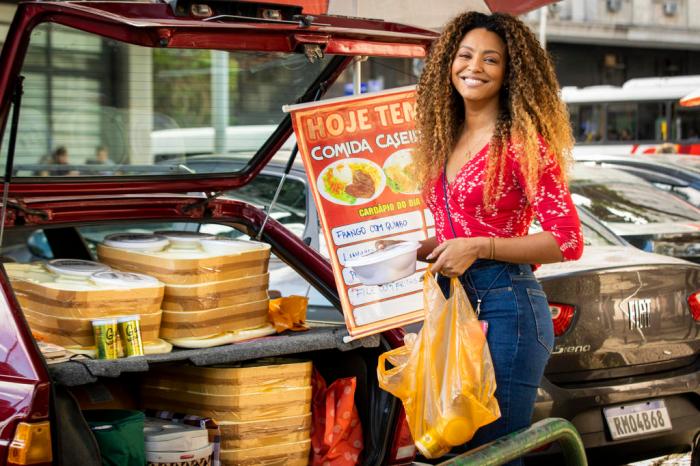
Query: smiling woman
400 11 582 465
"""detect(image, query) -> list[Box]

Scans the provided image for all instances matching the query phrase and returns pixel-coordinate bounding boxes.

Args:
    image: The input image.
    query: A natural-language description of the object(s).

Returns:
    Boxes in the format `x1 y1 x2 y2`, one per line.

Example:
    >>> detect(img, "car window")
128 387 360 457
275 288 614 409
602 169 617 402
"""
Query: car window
0 22 333 178
571 183 700 224
0 22 421 180
652 183 700 207
222 174 307 229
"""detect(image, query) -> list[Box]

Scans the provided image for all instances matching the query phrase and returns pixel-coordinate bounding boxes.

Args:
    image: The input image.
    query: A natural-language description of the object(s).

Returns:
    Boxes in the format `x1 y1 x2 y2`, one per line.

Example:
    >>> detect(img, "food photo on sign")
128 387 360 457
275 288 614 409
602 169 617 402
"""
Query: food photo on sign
284 86 432 339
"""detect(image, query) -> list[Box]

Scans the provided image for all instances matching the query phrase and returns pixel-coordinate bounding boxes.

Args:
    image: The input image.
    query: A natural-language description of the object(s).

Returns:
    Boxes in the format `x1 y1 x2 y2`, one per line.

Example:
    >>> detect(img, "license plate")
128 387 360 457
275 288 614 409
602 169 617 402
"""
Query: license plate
603 399 672 440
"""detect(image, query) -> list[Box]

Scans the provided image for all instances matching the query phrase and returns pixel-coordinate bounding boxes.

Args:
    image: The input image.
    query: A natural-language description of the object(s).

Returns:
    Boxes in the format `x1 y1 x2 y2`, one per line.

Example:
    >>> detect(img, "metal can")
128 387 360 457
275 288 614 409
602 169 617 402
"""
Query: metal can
117 315 144 357
92 318 118 359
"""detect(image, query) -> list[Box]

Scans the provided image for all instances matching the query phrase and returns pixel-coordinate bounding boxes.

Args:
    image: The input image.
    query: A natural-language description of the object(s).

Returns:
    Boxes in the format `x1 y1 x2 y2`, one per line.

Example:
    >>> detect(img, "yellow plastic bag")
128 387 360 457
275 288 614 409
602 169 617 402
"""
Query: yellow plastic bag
377 271 500 458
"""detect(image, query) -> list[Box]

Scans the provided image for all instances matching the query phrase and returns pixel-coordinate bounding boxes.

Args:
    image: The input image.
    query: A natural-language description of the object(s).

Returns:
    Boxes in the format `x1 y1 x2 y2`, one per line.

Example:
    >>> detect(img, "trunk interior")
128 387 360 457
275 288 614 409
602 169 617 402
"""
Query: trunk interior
1 220 399 466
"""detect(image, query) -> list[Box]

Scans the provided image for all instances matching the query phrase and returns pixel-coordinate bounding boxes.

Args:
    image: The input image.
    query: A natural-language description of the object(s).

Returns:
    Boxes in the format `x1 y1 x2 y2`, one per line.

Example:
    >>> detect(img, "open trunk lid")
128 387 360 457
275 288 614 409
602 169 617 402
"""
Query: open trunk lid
0 0 435 203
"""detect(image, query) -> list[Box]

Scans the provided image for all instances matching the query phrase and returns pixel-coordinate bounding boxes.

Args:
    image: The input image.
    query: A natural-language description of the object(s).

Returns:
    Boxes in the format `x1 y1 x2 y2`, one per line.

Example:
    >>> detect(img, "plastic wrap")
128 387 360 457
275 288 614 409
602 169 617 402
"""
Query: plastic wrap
219 439 310 466
159 299 270 340
377 272 500 459
97 243 271 285
162 274 269 311
218 413 311 450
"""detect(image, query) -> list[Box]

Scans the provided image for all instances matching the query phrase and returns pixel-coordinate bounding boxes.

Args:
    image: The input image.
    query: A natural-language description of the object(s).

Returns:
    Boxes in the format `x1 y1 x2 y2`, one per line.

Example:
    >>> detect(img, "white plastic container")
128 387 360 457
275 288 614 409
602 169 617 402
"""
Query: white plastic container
345 241 421 286
46 259 111 278
199 238 265 255
103 233 170 252
154 231 214 249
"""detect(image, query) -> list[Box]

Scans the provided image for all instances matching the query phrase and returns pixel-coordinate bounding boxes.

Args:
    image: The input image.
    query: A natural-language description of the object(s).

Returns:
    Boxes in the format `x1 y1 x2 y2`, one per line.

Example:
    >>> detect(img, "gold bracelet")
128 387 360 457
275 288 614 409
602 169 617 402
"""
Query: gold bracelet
489 237 495 260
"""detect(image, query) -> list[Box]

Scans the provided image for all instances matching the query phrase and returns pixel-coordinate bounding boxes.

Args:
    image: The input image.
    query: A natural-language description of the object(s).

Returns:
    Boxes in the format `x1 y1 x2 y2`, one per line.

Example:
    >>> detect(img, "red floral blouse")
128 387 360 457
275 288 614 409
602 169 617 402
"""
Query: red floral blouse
425 139 584 262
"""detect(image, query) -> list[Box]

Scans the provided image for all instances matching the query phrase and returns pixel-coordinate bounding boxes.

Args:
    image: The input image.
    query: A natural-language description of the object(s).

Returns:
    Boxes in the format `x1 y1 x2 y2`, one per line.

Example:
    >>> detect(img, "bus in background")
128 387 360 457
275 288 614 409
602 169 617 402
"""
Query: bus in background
563 75 700 156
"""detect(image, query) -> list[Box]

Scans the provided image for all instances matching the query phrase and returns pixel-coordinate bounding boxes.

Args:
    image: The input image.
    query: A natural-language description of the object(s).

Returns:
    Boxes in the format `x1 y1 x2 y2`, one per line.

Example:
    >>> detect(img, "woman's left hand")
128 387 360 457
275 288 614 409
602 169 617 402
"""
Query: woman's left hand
427 237 487 277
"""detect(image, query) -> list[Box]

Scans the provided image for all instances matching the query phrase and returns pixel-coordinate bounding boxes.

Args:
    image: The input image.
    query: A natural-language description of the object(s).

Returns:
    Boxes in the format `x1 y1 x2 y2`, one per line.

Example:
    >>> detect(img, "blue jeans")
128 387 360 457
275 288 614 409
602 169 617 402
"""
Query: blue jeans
438 260 554 466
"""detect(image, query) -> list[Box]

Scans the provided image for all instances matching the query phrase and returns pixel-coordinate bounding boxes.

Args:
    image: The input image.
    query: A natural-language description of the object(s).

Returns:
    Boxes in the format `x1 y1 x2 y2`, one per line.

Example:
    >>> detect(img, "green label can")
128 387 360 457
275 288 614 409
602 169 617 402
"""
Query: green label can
117 315 144 357
92 318 118 359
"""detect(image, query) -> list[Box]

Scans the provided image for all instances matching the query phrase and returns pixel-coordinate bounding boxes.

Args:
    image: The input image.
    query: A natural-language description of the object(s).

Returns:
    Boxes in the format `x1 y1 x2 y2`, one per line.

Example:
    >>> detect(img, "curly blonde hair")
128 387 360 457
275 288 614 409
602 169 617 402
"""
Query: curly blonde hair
415 11 573 210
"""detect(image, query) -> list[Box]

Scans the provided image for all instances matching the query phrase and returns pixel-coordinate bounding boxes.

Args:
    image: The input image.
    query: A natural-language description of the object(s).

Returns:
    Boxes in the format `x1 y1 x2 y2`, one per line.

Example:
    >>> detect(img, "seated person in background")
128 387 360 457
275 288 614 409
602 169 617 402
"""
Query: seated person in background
38 146 79 176
85 145 116 175
85 145 114 165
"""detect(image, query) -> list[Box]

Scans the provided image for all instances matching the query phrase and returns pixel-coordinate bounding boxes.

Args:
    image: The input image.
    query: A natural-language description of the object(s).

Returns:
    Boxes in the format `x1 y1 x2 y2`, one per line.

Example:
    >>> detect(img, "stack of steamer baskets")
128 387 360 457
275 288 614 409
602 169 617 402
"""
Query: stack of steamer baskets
96 232 275 348
5 259 169 355
142 359 312 466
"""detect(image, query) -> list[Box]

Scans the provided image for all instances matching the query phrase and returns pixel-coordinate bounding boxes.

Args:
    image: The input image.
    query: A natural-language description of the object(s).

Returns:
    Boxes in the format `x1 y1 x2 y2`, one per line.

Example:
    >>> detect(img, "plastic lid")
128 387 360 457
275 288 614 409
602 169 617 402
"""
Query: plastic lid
103 233 169 251
91 318 117 327
199 238 269 253
90 270 161 288
345 241 420 268
154 231 214 246
441 416 473 446
46 259 111 277
116 315 141 323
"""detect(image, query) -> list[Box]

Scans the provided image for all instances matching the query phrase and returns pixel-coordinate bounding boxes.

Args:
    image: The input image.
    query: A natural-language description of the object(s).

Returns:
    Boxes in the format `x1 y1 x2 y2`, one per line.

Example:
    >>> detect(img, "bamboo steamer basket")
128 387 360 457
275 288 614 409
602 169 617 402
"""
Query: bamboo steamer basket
140 385 311 422
218 413 311 450
6 261 165 349
141 360 312 421
219 439 310 466
162 274 269 311
23 306 162 348
159 299 270 339
96 234 271 285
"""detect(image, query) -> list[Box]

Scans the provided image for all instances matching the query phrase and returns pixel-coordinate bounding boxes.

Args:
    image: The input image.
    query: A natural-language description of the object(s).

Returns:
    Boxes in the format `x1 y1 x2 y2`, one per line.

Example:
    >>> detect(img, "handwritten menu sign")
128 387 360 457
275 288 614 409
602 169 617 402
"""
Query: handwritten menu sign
285 86 435 340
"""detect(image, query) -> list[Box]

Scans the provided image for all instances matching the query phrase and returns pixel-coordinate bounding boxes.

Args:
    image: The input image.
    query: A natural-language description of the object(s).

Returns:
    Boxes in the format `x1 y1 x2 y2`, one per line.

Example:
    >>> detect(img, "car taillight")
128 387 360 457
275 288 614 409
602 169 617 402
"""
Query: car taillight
7 421 52 465
688 292 700 321
387 407 416 465
549 302 575 336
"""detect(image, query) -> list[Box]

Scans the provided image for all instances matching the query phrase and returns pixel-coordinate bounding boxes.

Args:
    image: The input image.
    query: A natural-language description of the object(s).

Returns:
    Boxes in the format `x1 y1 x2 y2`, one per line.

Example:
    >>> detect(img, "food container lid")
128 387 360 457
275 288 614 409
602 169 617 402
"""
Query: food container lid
199 238 270 254
46 259 111 277
145 444 213 463
154 231 214 247
116 315 141 323
345 241 421 268
91 318 117 327
103 233 169 251
90 270 161 288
